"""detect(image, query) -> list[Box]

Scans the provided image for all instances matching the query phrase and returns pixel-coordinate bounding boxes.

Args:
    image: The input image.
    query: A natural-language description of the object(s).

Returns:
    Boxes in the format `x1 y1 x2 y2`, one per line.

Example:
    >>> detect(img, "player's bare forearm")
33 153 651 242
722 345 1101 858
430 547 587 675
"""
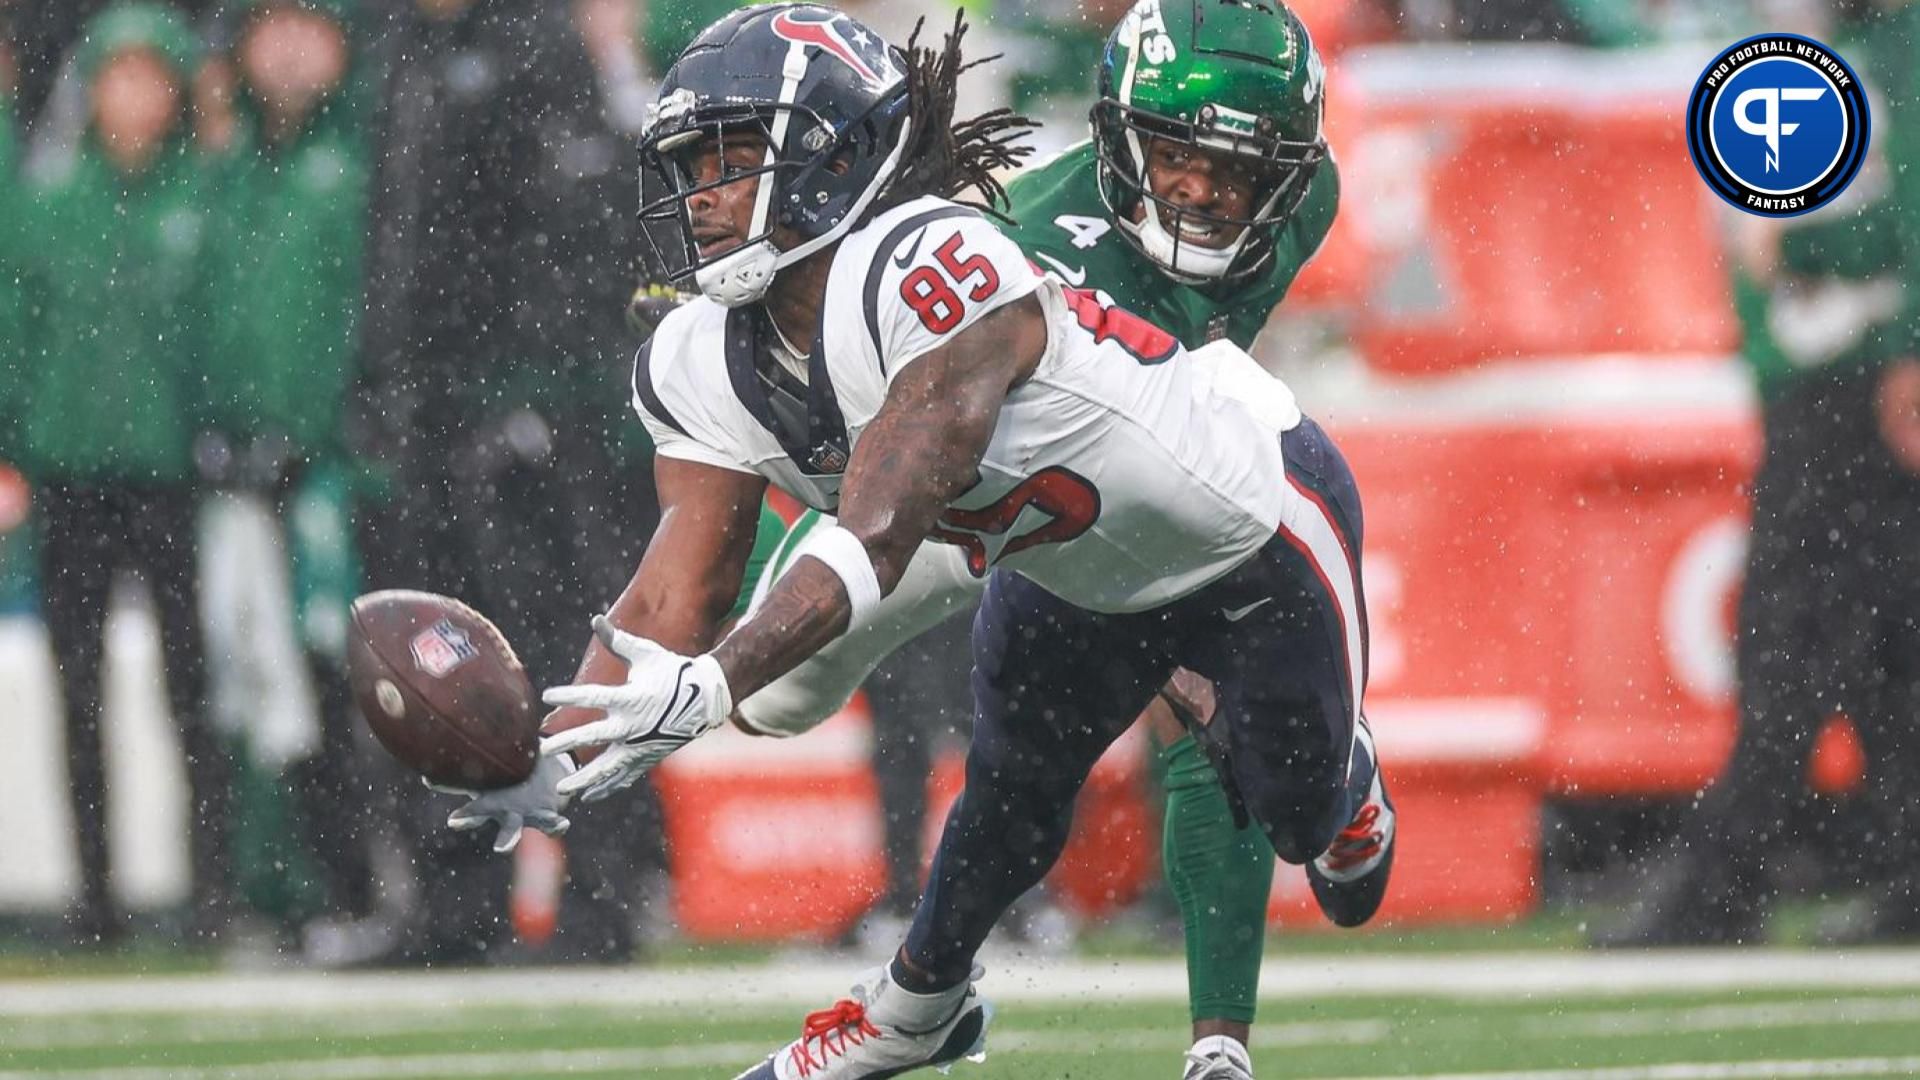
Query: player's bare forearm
542 457 765 748
705 557 852 706
710 296 1045 701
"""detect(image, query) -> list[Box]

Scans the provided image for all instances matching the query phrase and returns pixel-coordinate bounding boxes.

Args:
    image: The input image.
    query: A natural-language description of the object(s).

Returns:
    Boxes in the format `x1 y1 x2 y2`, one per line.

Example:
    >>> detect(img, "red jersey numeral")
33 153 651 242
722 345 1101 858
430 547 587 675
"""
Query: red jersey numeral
1060 285 1179 365
899 233 1003 333
900 267 963 332
934 233 1000 301
930 466 1102 577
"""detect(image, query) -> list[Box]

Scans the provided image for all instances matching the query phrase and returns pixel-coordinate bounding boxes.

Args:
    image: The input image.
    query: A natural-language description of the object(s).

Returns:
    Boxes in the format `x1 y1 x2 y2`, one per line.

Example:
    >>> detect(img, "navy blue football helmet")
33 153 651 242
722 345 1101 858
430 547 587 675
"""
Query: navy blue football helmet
637 4 911 306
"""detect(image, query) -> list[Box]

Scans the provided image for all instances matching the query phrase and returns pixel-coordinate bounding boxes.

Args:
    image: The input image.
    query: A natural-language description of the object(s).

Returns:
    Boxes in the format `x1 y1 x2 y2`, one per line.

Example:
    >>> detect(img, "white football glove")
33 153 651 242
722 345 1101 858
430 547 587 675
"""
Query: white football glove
427 751 576 854
539 615 733 802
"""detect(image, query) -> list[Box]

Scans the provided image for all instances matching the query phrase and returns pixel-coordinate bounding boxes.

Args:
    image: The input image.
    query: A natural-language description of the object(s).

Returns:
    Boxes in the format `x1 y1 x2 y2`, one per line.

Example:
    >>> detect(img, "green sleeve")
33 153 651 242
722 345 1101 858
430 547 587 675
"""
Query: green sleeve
1 222 45 465
727 501 794 621
308 153 370 463
194 163 238 442
185 186 224 442
0 111 21 456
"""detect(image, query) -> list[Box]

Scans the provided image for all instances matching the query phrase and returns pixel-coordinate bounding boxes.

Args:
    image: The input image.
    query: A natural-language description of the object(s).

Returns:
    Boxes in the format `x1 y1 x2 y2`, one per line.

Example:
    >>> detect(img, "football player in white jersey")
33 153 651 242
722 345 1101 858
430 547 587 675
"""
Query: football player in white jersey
444 7 1392 1078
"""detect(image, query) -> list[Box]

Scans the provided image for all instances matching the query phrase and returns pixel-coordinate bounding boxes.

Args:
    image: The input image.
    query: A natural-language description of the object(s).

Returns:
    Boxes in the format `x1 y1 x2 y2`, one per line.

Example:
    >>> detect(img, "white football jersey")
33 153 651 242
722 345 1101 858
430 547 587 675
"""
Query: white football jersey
634 196 1302 613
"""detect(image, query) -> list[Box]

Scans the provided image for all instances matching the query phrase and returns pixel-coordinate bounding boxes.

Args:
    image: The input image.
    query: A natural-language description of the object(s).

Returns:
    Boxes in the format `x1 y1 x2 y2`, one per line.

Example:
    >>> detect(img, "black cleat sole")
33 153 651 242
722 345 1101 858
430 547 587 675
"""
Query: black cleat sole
1307 836 1394 928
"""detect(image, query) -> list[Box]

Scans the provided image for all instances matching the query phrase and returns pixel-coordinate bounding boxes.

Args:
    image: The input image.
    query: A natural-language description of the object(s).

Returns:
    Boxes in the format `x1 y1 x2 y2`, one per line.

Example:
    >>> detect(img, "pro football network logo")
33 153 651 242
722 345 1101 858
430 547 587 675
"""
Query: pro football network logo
1686 34 1869 217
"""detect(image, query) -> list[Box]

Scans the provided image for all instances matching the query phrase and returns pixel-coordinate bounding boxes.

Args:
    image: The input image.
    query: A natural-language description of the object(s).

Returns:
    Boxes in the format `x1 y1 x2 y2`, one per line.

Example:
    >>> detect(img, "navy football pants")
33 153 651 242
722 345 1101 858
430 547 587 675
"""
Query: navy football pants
903 418 1371 985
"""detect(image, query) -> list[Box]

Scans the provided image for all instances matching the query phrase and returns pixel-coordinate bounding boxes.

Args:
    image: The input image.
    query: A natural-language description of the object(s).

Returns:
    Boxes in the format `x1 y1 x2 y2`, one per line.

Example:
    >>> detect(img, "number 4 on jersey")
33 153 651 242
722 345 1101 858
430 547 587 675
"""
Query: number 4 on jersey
1054 214 1111 249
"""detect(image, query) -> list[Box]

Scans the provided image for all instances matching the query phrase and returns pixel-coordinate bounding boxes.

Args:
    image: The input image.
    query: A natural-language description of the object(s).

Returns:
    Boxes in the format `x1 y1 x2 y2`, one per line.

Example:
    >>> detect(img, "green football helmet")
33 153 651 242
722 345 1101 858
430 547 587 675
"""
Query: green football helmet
1093 0 1328 283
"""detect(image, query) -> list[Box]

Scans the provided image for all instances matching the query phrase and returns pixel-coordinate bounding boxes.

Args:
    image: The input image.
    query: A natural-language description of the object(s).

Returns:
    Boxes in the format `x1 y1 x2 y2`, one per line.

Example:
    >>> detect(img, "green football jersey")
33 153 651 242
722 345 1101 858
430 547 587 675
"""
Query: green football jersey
1000 140 1340 351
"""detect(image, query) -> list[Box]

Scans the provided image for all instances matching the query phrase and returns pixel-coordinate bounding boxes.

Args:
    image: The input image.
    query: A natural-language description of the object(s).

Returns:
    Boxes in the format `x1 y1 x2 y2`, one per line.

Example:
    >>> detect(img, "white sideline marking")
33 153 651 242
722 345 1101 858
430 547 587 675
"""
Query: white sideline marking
1522 995 1920 1038
15 991 1904 1053
15 992 1910 1054
1330 1057 1920 1080
7 1039 1920 1080
2 1012 1390 1053
0 1045 762 1079
0 1022 1387 1079
6 949 1920 1018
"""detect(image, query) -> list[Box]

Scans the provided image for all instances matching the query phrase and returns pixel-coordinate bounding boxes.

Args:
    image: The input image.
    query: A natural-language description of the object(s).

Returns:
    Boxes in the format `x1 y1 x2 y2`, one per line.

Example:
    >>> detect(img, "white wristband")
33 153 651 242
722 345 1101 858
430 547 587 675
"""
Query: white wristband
792 524 882 625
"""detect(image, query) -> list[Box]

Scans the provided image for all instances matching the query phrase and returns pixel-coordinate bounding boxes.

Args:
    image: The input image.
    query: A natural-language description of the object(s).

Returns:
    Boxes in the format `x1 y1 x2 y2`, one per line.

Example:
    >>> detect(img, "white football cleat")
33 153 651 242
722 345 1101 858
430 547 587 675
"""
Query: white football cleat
1182 1034 1254 1079
734 963 992 1079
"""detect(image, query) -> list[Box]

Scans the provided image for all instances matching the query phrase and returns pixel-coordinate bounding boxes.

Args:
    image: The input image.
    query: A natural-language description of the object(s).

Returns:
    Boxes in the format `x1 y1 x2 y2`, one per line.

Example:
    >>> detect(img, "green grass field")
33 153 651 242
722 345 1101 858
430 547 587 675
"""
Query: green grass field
5 942 1920 1079
8 989 1920 1079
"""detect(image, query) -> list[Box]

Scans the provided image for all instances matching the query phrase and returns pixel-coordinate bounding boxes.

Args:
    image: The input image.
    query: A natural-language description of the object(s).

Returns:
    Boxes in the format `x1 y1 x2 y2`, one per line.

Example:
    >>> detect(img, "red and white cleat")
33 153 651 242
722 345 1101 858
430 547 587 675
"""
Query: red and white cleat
734 964 993 1080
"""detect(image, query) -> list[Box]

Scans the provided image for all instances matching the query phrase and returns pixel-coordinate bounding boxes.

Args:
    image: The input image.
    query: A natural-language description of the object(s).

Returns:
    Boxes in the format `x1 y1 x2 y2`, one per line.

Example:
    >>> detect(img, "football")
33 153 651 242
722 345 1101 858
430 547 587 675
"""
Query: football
347 589 539 791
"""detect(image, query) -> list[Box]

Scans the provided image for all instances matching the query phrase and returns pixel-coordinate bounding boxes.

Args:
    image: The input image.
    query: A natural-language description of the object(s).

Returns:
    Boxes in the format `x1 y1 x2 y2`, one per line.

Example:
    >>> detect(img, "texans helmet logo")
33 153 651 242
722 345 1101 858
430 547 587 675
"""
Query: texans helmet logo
770 10 895 90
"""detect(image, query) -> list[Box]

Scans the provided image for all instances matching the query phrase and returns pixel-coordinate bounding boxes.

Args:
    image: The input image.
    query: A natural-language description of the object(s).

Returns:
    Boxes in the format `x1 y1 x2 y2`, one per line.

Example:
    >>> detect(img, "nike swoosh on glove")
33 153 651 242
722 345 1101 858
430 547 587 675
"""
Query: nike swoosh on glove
539 615 733 802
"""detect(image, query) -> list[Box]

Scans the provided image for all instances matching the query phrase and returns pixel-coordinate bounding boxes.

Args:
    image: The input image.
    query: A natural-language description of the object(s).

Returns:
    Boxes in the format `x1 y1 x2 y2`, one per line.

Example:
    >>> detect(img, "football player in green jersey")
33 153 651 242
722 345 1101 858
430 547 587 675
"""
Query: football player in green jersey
640 3 1358 1076
1002 0 1337 354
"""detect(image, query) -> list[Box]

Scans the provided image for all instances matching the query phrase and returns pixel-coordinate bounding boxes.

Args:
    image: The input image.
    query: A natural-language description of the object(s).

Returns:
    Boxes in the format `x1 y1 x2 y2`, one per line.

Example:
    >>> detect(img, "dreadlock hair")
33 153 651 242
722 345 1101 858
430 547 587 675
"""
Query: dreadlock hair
872 11 1039 221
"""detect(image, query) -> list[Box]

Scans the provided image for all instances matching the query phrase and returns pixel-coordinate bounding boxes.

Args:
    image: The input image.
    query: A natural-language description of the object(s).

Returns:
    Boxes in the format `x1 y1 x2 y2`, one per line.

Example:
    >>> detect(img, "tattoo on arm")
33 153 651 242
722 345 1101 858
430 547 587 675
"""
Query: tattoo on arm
710 295 1045 701
707 557 851 704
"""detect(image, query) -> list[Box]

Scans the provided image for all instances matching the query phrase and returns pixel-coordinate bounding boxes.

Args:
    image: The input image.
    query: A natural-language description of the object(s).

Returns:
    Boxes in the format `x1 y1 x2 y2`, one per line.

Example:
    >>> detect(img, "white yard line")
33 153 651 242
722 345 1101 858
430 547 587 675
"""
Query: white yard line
1521 995 1920 1039
7 1038 1920 1080
0 1022 1389 1079
2 1011 1391 1053
11 1051 1918 1080
1329 1058 1920 1080
0 1045 761 1080
15 992 1907 1053
1 1010 500 1051
5 949 1920 1018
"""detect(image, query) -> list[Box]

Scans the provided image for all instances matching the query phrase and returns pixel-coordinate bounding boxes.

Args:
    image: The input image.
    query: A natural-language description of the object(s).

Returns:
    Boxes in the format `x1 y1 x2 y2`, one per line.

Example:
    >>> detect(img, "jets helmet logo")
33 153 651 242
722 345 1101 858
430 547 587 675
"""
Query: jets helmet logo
770 10 897 90
1121 0 1177 66
1686 33 1869 217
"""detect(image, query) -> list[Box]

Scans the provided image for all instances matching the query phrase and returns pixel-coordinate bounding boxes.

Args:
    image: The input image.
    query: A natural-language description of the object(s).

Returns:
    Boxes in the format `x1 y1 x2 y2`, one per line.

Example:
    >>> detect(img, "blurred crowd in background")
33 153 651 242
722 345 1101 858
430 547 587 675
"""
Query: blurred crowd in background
0 0 1915 968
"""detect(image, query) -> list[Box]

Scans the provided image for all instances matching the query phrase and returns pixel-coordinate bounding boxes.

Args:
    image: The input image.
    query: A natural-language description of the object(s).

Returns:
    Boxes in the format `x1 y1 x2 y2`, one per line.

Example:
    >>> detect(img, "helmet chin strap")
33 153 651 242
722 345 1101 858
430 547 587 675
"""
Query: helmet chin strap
695 240 783 308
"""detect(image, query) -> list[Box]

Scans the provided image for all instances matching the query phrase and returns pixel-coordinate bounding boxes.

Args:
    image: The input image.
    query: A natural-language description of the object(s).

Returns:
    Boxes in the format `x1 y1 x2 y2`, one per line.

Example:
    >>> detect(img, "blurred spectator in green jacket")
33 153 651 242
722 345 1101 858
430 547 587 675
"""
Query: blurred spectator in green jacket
332 0 656 969
195 0 375 940
0 47 20 441
11 1 234 948
0 48 34 618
